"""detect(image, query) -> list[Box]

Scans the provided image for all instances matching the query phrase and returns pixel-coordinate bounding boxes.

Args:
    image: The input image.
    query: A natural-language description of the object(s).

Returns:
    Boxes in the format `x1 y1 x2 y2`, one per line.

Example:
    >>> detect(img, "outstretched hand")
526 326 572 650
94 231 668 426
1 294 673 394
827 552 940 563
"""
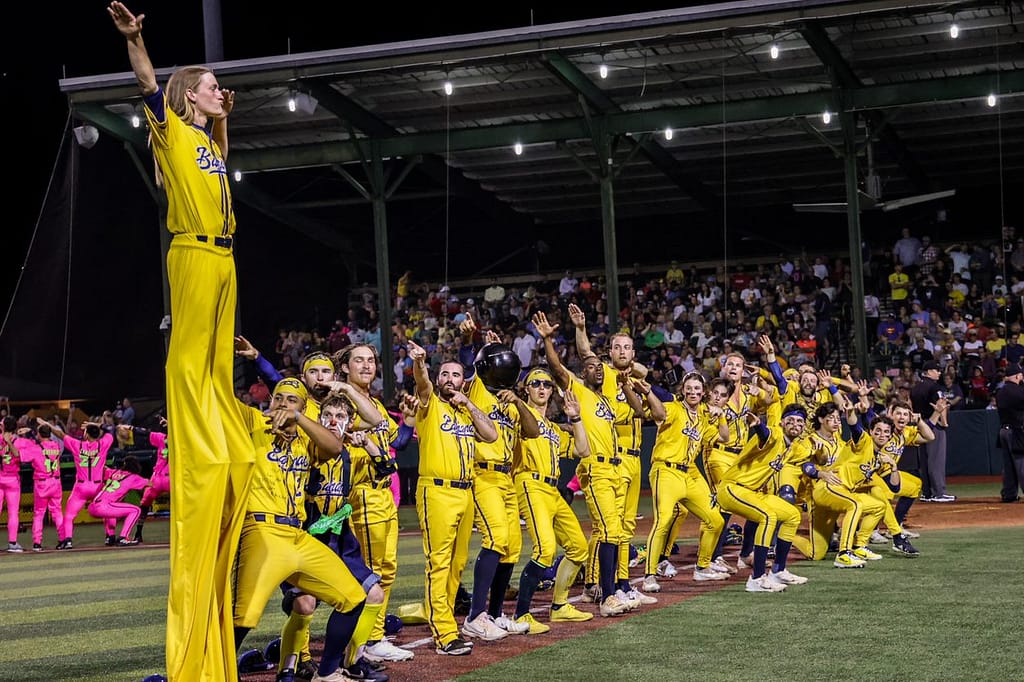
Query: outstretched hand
234 335 259 360
108 2 144 39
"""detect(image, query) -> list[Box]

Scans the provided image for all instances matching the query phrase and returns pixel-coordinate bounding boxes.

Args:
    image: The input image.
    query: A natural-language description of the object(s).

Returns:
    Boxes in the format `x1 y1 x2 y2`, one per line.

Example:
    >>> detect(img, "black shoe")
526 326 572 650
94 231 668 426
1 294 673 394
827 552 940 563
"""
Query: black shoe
892 535 920 557
294 659 317 682
32 543 43 552
1000 497 1019 503
105 535 117 546
436 638 473 656
275 669 295 682
342 659 389 681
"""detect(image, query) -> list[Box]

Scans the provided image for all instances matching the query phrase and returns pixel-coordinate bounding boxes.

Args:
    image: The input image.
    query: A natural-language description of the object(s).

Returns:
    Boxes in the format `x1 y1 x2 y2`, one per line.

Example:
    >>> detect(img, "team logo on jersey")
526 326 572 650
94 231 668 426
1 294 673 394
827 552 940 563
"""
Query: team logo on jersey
859 462 875 483
440 414 477 437
681 424 702 442
883 437 905 458
594 400 615 422
267 446 311 475
318 481 347 498
769 452 785 472
195 146 227 175
537 421 561 446
488 407 515 431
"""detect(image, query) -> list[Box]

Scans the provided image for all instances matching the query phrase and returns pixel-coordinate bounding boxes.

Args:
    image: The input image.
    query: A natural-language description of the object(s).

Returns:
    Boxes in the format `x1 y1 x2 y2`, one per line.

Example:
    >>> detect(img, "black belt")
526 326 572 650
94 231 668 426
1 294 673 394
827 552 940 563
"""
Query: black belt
717 446 742 454
196 235 233 248
617 447 641 456
249 513 302 528
529 473 559 487
432 478 473 489
477 462 512 474
594 456 622 465
660 462 689 472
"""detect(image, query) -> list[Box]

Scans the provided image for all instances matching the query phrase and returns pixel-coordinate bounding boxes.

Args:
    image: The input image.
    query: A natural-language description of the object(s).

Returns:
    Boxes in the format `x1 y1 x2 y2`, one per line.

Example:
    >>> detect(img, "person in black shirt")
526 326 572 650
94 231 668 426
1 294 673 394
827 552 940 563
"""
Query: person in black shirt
995 363 1024 503
910 361 953 501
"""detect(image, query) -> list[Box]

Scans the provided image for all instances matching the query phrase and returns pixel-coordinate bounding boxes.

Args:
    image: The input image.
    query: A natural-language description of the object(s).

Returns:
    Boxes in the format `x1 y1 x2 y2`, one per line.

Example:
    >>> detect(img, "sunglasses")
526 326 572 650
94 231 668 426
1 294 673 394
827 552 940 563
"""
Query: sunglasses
527 380 555 389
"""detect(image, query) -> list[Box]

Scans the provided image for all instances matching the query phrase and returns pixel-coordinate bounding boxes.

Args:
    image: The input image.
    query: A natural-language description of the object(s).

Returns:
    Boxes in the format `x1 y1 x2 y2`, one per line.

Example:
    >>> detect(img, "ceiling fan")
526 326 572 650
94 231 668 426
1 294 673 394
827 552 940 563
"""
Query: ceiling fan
792 130 955 214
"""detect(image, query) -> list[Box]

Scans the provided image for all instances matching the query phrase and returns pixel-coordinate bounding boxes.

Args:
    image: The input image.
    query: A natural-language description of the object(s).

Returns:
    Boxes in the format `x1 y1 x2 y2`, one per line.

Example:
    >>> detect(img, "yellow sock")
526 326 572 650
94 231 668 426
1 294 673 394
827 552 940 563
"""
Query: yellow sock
552 558 581 606
346 602 383 667
280 612 313 671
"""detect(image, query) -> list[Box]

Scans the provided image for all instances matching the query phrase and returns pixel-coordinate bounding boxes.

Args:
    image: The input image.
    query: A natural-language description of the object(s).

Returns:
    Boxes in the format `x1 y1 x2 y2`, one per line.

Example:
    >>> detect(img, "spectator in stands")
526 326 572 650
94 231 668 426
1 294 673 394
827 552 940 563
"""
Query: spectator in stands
114 398 135 426
364 319 382 354
918 235 939 277
939 366 965 411
889 262 911 306
484 278 506 308
397 270 413 310
512 325 538 369
893 227 922 271
666 260 685 287
969 243 995 293
663 320 685 347
559 270 578 297
945 243 972 281
876 312 905 356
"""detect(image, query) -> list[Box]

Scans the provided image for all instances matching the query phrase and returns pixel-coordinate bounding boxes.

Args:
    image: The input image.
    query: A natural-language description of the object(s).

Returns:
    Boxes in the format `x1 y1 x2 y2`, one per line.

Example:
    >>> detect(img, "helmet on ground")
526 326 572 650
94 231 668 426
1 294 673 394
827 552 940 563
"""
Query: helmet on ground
237 649 275 673
384 614 404 636
264 637 282 664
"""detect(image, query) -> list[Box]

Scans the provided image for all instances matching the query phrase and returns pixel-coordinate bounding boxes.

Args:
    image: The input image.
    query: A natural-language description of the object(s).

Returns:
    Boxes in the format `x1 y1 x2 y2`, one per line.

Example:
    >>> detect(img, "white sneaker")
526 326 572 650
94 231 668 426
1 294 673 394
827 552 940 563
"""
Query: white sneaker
627 588 657 605
614 589 641 610
933 494 957 503
693 566 729 581
869 530 888 545
712 555 738 574
363 638 415 662
770 568 808 585
494 613 530 634
461 612 508 641
736 554 753 570
902 529 921 539
655 559 678 578
7 542 24 553
745 575 786 593
641 575 661 592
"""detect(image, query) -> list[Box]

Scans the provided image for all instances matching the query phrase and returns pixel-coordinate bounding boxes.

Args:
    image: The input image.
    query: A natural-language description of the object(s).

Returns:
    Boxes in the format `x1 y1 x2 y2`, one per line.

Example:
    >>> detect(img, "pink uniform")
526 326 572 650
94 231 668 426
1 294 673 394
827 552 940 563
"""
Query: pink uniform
16 437 65 545
89 467 150 539
0 438 22 543
61 433 113 541
139 431 170 507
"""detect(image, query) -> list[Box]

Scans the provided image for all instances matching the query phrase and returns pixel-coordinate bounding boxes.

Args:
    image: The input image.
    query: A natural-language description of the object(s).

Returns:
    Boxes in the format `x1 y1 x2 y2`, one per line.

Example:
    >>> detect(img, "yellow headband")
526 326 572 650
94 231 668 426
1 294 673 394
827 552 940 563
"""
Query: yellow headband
302 353 335 375
525 368 553 384
273 377 308 403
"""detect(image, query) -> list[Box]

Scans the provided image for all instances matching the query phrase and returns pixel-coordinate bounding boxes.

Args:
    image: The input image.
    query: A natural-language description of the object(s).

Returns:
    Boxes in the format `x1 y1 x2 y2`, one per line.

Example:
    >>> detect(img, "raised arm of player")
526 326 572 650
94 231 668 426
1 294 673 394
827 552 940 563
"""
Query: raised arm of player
449 390 498 444
533 312 572 390
563 389 590 458
568 304 595 360
108 2 157 96
407 340 434 405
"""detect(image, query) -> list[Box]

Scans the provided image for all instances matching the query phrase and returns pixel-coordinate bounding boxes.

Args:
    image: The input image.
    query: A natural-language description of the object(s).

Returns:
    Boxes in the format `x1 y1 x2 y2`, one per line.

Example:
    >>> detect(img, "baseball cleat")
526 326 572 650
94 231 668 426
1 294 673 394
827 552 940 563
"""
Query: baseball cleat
581 584 602 603
869 531 888 545
495 613 530 634
599 595 629 617
902 529 921 539
891 535 920 556
6 542 23 553
833 551 866 568
641 575 661 592
655 559 678 578
770 569 808 585
549 603 593 622
362 639 414 662
745 575 786 593
736 554 753 571
693 566 729 582
711 556 738 574
435 638 473 656
852 546 883 561
626 588 657 605
514 613 550 634
461 612 508 641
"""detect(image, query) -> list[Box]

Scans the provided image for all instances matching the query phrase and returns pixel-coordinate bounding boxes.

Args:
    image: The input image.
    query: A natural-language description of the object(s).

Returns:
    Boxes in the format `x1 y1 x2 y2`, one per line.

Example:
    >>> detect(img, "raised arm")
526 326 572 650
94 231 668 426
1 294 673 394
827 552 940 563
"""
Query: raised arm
568 303 595 360
234 335 283 384
633 378 666 423
108 3 158 96
532 312 572 390
406 340 433 404
563 389 590 458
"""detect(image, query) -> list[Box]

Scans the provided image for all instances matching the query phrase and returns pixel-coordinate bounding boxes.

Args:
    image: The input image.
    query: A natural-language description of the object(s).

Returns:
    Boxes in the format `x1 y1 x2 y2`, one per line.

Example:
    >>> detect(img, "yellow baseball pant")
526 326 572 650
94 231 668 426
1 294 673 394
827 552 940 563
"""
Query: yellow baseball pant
473 469 522 562
718 483 799 546
866 473 922 536
350 483 399 642
164 237 255 682
578 461 624 585
796 483 886 560
233 520 366 628
416 480 474 647
646 464 723 572
617 452 643 580
515 473 588 567
705 449 739 492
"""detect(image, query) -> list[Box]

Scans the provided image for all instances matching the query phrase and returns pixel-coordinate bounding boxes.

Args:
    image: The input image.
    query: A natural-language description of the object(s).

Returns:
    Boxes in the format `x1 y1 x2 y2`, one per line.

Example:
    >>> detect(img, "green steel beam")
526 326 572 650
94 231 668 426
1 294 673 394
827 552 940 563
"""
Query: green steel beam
801 22 931 192
224 69 1024 172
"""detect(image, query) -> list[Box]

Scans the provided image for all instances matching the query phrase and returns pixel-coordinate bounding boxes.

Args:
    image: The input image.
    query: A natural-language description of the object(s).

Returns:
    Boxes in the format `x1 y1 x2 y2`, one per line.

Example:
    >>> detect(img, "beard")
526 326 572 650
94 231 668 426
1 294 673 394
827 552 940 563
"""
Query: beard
310 383 332 401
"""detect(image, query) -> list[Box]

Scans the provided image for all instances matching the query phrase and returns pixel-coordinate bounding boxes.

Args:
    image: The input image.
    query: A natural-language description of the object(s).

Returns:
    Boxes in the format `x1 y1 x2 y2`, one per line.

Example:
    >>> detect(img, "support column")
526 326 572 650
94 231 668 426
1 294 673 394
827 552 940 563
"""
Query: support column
594 123 620 321
370 144 395 401
841 109 869 373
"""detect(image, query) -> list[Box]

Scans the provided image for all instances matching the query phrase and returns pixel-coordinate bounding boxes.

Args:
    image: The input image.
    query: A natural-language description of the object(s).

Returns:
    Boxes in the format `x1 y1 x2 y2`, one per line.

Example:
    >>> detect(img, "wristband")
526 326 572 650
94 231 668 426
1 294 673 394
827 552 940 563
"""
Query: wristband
569 416 582 423
828 385 838 395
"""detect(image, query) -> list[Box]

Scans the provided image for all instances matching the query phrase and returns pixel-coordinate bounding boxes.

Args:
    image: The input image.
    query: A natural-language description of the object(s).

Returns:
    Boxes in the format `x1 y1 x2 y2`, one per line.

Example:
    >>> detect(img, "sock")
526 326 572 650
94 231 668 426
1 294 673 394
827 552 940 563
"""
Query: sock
134 507 149 540
280 612 313 672
346 602 383 667
753 545 769 579
319 602 365 676
515 560 545 618
470 548 501 620
712 512 732 559
552 558 581 607
488 562 515 618
234 626 251 651
598 542 617 601
616 579 630 593
741 520 758 558
772 539 793 573
894 497 914 525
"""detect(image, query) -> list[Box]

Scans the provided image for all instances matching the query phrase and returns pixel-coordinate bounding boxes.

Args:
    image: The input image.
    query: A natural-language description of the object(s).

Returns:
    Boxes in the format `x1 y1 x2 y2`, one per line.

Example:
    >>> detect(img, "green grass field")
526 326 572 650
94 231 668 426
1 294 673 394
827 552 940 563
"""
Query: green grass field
0 478 1015 682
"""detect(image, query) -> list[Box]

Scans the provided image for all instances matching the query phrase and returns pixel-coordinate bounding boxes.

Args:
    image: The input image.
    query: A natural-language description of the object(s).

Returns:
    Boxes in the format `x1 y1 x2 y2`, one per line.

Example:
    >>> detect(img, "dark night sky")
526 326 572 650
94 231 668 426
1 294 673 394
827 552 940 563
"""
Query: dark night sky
0 2 1018 402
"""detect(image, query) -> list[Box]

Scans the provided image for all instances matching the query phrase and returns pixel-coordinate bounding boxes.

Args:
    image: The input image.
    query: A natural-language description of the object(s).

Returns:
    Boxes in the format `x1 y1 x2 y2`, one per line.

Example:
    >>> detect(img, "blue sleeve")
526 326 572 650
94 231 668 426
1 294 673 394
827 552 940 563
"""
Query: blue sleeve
143 88 165 123
849 419 864 442
458 344 477 380
255 354 283 385
750 421 770 445
391 423 414 451
860 407 877 430
768 360 788 394
884 470 900 493
650 385 674 403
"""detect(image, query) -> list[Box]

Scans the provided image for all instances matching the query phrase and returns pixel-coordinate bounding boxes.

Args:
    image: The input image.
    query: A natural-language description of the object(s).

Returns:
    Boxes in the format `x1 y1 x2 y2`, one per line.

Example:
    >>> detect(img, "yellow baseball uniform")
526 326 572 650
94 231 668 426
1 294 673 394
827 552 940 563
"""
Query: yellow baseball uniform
852 426 921 536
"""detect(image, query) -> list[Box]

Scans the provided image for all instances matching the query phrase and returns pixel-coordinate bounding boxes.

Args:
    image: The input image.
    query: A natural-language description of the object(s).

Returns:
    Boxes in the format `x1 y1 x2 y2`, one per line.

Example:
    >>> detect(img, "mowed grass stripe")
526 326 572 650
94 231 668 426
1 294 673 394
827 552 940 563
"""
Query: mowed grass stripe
0 623 168 663
0 595 163 628
5 610 174 643
0 573 168 607
16 644 164 682
0 562 167 592
459 527 1024 682
0 549 168 575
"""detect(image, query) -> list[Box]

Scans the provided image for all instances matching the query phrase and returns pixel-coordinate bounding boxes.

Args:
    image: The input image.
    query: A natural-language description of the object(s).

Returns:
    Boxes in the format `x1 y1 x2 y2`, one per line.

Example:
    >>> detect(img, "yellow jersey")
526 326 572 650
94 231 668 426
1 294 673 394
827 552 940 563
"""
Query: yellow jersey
349 396 399 487
516 404 575 479
600 362 643 453
416 391 476 482
467 378 519 466
652 402 719 469
568 373 628 459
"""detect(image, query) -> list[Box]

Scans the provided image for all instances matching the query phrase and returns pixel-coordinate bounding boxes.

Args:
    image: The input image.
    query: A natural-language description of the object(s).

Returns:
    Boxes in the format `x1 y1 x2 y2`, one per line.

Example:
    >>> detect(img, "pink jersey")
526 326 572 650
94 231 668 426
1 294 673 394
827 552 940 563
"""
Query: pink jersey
93 468 150 505
149 432 170 478
0 438 21 476
18 437 62 482
63 433 113 484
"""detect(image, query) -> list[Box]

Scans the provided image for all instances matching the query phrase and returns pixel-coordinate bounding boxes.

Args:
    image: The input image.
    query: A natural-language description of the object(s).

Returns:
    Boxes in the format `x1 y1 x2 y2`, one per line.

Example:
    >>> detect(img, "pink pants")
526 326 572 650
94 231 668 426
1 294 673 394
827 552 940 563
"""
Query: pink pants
0 474 21 543
391 471 401 508
140 474 170 507
89 499 142 539
567 475 581 493
33 478 65 544
62 480 102 539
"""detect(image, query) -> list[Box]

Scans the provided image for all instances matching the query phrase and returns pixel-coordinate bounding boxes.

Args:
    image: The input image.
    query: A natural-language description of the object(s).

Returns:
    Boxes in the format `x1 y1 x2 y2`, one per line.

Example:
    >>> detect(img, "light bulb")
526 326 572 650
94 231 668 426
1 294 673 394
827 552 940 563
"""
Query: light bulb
987 93 997 107
233 170 242 182
514 142 523 156
131 114 140 128
443 81 453 96
822 111 832 125
599 64 608 79
664 127 673 141
949 23 959 39
287 96 297 112
769 44 779 60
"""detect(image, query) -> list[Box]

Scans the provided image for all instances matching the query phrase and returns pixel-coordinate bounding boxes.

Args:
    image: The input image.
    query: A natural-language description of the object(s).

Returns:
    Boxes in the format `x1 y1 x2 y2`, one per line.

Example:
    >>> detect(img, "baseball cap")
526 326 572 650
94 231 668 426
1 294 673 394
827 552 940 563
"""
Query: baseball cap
921 360 941 373
1007 363 1024 377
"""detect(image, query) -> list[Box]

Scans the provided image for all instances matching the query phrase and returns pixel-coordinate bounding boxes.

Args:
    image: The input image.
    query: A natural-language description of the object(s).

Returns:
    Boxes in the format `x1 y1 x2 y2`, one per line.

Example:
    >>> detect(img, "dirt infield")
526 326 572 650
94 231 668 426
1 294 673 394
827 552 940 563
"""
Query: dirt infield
250 478 1024 682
